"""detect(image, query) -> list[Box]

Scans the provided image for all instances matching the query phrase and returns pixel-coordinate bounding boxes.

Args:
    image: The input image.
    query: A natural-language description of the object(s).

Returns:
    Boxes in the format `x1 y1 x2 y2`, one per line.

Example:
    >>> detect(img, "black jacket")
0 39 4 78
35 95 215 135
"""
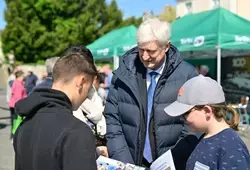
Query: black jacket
14 88 97 170
105 45 199 169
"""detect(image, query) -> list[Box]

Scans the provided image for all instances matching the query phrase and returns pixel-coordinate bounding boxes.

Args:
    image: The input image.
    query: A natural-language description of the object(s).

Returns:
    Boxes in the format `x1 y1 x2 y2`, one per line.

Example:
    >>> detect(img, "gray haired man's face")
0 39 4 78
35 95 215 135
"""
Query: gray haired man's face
138 41 167 70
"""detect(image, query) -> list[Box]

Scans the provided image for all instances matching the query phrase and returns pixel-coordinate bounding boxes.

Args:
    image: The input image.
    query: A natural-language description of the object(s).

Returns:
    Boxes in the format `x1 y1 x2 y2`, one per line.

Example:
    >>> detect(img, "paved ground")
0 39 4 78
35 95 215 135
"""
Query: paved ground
0 91 14 170
0 66 14 170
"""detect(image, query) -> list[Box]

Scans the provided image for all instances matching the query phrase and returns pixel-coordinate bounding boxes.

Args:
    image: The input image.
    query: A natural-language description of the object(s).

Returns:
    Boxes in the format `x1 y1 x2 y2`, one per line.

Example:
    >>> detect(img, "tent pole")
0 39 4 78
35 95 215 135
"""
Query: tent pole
217 47 221 84
113 55 119 70
113 49 119 70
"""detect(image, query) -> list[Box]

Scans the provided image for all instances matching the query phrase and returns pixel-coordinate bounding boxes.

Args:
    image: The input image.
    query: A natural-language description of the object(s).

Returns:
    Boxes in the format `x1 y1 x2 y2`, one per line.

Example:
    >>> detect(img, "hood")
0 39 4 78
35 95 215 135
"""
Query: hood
15 88 72 118
116 44 183 76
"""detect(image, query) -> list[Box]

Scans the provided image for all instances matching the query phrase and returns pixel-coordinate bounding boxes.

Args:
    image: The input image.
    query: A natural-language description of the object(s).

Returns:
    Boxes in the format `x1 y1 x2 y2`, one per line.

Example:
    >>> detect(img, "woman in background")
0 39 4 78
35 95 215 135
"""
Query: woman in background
9 70 27 138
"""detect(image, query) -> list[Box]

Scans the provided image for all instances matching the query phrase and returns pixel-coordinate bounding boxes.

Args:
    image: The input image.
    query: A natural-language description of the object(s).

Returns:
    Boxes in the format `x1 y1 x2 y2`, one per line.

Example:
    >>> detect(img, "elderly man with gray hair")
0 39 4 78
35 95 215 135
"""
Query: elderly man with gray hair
105 14 199 169
34 57 60 89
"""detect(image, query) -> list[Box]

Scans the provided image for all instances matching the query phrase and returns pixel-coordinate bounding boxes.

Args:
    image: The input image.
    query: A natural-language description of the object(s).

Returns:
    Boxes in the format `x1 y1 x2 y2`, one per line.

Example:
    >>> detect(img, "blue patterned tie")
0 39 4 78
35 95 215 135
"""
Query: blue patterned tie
143 71 158 163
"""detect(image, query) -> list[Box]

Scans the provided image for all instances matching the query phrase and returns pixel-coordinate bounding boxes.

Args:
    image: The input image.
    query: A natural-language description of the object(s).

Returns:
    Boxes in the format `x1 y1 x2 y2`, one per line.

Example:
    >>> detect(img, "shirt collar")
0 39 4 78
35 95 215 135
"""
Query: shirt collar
147 55 166 76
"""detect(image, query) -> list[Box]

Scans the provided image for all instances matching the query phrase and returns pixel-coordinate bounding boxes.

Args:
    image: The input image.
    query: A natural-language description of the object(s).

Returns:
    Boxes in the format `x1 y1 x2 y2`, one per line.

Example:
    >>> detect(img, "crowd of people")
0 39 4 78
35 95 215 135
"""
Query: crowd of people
6 57 113 138
6 14 250 170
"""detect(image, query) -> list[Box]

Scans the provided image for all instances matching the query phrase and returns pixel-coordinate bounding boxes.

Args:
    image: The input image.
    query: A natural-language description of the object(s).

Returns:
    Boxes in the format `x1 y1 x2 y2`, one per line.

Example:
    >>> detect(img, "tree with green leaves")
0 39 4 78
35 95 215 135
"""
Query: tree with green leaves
120 16 142 28
158 5 176 23
2 0 140 63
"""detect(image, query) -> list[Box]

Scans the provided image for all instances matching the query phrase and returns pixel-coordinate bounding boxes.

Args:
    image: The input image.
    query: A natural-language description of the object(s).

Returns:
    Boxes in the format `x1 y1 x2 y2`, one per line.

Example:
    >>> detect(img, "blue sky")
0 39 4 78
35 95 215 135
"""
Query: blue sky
0 0 5 30
0 0 176 30
108 0 176 18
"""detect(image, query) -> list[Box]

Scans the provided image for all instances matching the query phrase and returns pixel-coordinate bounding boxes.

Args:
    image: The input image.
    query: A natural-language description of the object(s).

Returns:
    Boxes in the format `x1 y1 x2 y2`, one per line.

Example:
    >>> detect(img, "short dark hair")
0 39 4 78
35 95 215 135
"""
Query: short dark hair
62 45 94 65
98 72 106 84
95 73 102 84
15 70 24 78
53 52 97 83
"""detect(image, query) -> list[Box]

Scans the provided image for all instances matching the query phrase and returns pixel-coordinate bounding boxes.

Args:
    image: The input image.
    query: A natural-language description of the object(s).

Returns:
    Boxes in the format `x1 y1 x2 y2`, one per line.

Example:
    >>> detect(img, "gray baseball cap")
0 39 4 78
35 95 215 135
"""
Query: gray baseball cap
164 75 225 117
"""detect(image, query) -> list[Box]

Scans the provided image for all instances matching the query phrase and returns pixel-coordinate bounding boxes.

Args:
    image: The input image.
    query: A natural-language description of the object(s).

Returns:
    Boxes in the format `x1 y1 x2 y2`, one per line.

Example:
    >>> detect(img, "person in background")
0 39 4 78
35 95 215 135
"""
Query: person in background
13 50 98 170
73 81 107 157
100 64 113 93
105 13 199 169
34 57 60 89
94 73 107 104
199 65 212 78
195 65 201 73
164 75 250 169
24 70 38 94
96 66 108 102
7 65 12 76
6 65 22 103
9 70 27 138
36 72 47 85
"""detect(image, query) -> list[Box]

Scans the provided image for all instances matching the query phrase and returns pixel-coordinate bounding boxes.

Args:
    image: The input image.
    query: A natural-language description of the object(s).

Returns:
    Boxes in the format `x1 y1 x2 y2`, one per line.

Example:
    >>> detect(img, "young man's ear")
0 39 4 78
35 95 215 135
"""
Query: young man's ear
76 75 85 89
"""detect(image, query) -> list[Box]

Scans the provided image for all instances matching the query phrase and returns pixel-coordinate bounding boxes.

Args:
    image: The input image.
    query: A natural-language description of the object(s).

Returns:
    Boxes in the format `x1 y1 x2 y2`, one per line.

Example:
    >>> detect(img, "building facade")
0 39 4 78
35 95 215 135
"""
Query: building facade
176 0 250 20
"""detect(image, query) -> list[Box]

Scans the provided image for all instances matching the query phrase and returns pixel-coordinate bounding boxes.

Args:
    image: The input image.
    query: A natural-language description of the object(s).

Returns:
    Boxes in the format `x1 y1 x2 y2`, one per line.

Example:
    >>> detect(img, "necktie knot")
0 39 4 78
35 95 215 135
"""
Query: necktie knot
149 71 158 78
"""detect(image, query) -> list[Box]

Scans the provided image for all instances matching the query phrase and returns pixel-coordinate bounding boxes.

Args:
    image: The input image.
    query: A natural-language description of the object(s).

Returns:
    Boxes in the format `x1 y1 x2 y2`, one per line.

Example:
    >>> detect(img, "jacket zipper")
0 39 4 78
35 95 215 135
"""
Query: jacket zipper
114 72 144 165
148 76 161 160
148 64 174 160
138 73 163 164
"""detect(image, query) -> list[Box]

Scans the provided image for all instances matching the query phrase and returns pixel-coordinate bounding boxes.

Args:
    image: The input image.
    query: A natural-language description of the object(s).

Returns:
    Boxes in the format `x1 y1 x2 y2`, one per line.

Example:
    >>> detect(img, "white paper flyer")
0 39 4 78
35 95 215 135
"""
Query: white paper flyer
150 150 176 170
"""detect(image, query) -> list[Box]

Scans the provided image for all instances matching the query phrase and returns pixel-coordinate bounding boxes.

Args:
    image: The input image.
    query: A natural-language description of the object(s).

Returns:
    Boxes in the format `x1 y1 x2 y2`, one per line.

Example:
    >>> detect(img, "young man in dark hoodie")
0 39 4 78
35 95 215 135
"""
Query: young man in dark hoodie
13 48 98 170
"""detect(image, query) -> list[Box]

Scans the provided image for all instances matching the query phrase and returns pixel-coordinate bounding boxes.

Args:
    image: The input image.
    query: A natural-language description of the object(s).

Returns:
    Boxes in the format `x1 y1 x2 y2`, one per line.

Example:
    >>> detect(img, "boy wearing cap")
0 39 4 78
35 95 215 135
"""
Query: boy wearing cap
164 75 250 170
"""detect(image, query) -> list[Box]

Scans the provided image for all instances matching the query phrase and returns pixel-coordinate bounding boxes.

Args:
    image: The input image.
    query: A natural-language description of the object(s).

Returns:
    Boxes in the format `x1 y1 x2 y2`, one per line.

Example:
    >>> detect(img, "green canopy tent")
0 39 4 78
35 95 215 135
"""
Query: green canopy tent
87 25 137 69
170 7 250 84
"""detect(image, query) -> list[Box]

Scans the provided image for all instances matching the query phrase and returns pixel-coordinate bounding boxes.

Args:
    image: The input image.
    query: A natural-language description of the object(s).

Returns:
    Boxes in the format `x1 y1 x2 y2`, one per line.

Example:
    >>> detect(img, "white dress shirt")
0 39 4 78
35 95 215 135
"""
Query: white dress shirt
146 58 166 90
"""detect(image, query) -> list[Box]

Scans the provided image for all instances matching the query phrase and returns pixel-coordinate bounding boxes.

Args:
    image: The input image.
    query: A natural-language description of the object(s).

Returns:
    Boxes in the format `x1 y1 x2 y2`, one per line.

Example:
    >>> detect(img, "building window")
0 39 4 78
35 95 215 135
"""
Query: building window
212 0 220 9
186 2 192 14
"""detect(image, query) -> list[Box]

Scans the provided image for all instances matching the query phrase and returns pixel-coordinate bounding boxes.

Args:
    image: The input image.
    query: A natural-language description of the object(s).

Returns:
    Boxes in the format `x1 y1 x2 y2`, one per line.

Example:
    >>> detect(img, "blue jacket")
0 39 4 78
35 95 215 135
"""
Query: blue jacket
34 77 53 90
104 45 199 168
25 73 38 94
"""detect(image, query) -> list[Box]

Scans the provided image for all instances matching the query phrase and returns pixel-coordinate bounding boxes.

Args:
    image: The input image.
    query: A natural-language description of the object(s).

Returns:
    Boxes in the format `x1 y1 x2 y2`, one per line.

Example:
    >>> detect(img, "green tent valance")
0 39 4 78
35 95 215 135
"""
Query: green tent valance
87 25 137 60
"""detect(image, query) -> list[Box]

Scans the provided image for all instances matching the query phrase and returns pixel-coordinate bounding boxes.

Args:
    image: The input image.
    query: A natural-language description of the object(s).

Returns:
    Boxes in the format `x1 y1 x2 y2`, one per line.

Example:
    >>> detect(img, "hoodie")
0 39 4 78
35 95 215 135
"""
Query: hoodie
13 88 97 170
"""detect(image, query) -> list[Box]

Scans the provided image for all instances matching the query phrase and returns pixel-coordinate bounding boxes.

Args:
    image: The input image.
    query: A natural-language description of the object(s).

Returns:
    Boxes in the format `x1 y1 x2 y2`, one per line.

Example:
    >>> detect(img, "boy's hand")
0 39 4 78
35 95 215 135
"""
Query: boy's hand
96 146 109 157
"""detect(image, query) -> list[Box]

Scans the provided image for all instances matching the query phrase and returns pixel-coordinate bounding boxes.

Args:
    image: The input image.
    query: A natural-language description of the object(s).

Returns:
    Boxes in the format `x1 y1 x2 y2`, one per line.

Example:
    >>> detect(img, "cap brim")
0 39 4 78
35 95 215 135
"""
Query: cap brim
164 101 194 117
